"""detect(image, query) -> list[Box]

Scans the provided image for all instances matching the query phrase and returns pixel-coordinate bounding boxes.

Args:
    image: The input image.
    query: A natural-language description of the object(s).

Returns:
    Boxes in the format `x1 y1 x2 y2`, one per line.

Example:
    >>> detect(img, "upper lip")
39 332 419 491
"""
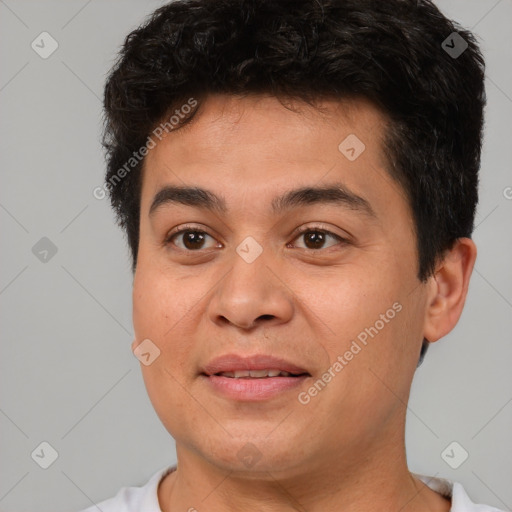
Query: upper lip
201 354 310 376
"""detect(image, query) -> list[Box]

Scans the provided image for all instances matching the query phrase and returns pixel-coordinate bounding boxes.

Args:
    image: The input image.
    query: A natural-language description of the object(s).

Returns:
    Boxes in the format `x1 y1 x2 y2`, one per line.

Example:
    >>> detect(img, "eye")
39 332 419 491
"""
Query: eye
166 226 221 251
289 227 347 251
164 224 348 252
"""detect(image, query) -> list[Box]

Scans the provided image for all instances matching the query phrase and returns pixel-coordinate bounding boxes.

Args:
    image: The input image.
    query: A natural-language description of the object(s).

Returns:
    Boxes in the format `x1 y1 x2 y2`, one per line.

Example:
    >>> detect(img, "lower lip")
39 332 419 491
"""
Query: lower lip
202 374 309 401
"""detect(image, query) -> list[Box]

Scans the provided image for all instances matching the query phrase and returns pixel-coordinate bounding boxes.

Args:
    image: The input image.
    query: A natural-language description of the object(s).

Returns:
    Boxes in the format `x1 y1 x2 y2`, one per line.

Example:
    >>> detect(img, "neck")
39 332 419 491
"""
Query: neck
158 424 450 512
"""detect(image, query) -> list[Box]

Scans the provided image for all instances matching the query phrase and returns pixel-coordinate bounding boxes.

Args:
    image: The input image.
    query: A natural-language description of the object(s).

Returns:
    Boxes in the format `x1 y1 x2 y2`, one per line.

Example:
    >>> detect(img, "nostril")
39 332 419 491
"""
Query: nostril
257 314 275 321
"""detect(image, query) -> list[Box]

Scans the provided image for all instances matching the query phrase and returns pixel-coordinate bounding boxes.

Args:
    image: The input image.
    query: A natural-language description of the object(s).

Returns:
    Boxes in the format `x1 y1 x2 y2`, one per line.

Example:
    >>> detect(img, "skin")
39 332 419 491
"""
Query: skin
131 94 476 512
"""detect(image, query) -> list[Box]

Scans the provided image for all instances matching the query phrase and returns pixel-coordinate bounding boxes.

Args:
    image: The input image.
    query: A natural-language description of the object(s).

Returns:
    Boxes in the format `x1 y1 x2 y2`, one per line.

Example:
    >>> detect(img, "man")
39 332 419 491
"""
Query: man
82 0 503 510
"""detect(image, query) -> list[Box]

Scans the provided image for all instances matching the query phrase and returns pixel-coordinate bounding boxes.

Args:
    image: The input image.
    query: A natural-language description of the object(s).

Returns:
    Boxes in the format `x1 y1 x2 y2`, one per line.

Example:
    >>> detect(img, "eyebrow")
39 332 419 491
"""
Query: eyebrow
149 182 375 218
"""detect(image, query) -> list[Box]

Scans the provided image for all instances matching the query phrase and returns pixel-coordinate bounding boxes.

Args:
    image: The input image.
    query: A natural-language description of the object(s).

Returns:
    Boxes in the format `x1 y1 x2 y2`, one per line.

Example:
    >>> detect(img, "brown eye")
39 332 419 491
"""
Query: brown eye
303 231 327 249
291 229 345 250
168 229 218 250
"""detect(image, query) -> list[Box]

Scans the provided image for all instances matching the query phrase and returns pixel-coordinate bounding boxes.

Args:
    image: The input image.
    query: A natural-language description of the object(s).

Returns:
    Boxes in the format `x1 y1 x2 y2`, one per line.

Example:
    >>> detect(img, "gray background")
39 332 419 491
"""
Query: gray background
0 0 511 510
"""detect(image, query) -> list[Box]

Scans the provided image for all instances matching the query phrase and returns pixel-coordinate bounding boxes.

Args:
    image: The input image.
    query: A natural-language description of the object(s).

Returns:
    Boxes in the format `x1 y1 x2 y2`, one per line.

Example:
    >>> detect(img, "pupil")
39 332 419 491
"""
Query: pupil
305 231 324 249
184 231 205 249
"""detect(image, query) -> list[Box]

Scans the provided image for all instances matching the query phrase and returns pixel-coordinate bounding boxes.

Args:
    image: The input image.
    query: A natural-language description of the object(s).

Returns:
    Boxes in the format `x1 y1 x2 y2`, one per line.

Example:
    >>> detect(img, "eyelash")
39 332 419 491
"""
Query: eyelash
291 225 347 247
164 224 348 252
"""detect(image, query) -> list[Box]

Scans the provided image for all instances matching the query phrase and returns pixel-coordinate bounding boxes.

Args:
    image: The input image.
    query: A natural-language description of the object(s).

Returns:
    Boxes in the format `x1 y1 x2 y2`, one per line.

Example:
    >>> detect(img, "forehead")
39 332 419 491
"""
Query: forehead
141 94 392 197
149 94 387 157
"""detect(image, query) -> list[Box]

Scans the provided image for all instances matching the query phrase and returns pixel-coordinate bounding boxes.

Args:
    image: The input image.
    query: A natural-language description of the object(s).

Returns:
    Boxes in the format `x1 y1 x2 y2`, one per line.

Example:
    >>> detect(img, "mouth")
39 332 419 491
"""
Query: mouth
210 369 308 379
200 354 311 401
201 353 310 376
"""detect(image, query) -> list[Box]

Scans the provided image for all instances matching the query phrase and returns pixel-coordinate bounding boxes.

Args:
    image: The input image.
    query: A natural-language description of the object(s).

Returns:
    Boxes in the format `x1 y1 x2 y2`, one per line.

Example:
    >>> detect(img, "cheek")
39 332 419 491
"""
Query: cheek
132 266 207 382
301 262 422 392
132 264 152 338
132 265 190 340
297 263 401 346
132 268 197 434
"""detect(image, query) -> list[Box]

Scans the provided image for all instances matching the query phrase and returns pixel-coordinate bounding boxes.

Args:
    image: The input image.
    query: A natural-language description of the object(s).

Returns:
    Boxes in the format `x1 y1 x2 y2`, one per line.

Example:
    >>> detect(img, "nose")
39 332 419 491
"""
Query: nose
206 241 294 331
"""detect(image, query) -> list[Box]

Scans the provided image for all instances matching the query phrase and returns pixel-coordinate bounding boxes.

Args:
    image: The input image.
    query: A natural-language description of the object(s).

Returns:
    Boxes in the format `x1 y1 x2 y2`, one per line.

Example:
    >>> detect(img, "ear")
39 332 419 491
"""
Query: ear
423 238 477 343
131 339 138 352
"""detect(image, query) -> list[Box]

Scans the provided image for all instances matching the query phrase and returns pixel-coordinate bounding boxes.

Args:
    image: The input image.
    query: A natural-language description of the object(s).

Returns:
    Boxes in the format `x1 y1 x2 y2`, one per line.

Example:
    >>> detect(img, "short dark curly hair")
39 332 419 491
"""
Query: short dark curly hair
102 0 486 280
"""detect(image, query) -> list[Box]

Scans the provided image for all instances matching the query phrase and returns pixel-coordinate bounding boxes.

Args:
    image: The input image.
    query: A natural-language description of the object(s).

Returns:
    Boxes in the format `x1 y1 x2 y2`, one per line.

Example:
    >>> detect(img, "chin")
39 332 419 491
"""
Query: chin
197 432 307 475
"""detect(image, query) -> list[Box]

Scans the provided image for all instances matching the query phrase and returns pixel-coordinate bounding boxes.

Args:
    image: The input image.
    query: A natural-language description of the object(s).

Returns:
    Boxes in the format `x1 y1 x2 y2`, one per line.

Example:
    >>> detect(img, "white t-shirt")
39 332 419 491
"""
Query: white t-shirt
79 466 506 512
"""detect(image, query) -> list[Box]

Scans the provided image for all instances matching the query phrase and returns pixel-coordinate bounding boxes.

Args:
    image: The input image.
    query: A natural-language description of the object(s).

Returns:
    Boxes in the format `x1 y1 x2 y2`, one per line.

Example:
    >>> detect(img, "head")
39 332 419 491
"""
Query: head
103 0 485 475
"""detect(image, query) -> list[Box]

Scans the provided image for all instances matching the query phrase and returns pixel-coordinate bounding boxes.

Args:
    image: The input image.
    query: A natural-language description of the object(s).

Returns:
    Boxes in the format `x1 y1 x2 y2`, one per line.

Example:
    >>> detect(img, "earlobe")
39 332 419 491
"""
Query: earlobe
423 238 477 343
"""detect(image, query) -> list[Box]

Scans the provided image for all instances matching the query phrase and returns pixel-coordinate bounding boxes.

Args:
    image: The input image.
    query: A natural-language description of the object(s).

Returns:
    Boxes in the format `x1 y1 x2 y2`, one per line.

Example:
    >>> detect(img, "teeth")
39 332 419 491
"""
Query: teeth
249 370 274 378
217 370 294 378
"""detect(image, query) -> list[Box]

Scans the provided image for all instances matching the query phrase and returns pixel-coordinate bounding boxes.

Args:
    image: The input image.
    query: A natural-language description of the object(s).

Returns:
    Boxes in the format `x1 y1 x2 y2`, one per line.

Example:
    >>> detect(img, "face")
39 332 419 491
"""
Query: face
132 94 429 476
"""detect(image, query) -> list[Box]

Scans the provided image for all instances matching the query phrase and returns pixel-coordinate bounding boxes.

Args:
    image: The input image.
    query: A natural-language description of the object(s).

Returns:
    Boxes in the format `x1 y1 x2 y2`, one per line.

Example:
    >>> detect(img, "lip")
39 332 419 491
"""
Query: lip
201 354 309 376
200 354 311 401
202 374 309 401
